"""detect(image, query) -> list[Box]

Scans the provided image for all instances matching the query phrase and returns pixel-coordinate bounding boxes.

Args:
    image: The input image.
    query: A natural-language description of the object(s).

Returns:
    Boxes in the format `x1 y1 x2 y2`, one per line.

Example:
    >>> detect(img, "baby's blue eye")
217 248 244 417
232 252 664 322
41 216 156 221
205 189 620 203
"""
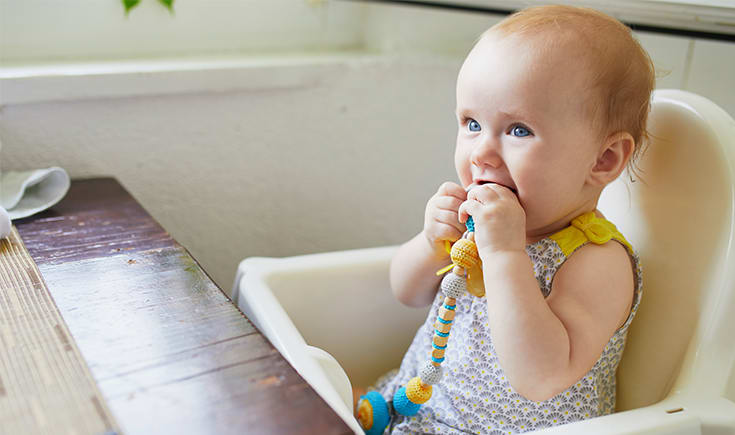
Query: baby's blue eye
511 125 531 137
468 120 481 132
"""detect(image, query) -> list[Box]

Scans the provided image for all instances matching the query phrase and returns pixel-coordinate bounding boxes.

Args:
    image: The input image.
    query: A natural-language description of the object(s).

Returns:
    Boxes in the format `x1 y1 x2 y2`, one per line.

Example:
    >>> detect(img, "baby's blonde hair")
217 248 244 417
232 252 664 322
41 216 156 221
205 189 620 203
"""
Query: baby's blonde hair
484 5 655 172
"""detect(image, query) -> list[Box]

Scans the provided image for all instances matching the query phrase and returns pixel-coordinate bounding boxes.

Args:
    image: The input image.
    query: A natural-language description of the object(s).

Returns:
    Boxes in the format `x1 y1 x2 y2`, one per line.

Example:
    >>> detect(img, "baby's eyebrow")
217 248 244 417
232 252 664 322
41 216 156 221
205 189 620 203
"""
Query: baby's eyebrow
455 108 472 119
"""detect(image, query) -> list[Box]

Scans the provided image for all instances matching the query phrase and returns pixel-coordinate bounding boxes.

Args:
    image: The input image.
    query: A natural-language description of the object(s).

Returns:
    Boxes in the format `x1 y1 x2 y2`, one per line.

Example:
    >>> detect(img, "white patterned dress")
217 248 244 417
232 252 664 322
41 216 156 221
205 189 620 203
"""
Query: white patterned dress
374 212 643 434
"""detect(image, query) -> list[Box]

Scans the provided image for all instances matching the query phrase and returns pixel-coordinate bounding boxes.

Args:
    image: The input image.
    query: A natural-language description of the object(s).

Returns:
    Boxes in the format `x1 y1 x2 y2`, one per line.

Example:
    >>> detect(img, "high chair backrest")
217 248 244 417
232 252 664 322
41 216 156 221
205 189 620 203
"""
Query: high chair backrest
598 89 735 411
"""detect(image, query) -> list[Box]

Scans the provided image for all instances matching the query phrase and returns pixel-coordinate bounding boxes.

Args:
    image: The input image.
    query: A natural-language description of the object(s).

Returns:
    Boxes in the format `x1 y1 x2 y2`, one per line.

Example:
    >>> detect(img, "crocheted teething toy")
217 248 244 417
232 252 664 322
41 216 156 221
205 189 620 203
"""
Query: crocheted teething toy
357 216 484 434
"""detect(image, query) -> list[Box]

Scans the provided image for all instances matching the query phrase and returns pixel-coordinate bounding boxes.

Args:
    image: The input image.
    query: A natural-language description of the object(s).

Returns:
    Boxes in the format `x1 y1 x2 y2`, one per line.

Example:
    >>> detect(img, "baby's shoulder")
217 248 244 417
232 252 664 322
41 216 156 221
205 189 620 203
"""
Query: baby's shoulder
545 211 636 289
550 240 635 325
556 240 633 285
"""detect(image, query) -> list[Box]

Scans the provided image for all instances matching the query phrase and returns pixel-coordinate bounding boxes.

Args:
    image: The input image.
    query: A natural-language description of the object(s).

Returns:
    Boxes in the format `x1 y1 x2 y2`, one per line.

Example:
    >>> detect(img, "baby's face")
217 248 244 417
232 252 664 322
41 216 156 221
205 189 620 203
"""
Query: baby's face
454 32 602 238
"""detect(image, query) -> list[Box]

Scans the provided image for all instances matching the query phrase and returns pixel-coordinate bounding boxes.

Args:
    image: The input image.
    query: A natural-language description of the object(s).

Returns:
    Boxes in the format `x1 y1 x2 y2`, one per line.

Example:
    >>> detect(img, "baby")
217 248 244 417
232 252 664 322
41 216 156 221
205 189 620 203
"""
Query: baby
373 5 652 434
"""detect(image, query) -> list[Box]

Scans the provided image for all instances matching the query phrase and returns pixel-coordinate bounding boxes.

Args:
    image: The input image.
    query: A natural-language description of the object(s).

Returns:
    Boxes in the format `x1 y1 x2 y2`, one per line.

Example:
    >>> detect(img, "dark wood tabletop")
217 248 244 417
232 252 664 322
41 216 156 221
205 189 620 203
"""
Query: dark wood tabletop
14 178 352 435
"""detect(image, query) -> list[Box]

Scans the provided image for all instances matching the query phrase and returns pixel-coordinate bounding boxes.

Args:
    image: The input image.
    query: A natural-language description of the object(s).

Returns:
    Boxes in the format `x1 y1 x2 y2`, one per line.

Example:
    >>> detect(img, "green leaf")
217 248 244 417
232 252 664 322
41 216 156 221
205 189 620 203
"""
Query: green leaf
159 0 174 13
123 0 141 14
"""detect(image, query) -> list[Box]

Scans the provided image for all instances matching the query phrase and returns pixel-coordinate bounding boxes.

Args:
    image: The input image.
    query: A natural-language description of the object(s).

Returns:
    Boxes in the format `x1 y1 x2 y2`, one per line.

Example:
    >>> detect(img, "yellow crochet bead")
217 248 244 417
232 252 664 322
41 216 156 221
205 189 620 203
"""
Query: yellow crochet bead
449 239 485 297
433 334 449 347
438 307 456 322
451 238 480 270
435 320 452 333
405 376 432 404
431 348 445 360
357 398 374 430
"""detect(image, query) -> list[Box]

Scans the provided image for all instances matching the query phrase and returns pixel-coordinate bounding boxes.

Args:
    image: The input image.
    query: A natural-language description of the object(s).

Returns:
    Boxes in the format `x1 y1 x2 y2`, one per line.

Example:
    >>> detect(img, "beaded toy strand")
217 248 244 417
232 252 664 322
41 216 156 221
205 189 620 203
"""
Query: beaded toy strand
357 216 485 435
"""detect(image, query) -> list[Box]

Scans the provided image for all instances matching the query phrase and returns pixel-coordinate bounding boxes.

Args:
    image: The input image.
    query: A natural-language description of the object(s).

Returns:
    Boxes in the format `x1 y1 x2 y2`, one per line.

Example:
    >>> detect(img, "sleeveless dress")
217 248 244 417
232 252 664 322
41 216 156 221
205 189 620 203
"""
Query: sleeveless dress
374 212 643 434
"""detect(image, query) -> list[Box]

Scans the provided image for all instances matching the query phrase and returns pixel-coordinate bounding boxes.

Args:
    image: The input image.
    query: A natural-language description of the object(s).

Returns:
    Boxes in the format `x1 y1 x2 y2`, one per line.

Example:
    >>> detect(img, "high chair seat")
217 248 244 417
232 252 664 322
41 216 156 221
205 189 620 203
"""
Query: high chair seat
233 89 735 434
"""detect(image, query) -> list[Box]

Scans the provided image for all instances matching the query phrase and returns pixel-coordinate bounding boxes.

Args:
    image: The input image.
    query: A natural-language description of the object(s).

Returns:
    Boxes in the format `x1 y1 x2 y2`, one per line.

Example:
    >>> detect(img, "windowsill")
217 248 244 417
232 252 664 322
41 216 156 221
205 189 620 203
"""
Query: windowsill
0 51 427 106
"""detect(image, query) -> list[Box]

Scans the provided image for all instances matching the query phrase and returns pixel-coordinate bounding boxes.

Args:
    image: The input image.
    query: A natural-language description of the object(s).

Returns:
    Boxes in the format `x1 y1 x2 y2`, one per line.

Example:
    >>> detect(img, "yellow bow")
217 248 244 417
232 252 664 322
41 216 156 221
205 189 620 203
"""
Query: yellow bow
571 214 613 245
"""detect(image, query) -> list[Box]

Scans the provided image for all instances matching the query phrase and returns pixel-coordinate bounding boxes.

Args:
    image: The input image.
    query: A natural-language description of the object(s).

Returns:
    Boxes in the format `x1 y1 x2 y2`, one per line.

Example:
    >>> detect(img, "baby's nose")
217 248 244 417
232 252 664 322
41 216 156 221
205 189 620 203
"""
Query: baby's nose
470 139 504 168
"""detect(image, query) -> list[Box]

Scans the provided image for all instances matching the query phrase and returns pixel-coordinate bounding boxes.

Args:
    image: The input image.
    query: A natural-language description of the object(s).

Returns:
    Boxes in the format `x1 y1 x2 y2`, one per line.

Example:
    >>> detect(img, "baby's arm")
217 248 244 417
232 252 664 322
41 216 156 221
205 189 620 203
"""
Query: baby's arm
482 243 633 402
390 182 466 307
460 184 634 402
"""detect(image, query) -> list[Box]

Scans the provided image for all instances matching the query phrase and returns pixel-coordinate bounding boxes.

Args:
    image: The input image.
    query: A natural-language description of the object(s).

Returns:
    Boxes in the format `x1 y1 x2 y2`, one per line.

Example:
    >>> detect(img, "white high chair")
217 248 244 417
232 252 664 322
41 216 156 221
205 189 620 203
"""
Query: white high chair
233 89 735 434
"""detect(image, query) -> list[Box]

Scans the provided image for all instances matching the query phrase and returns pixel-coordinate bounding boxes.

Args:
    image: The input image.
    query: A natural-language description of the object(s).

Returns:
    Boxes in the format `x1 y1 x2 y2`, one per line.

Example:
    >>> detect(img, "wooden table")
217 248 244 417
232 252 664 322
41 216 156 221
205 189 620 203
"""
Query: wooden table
14 178 351 435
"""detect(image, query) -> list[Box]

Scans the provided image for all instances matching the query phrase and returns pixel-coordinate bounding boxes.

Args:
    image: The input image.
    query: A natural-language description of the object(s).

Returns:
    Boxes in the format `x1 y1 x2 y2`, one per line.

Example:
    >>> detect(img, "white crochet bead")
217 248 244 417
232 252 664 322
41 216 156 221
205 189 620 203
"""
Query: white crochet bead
419 361 444 385
441 272 466 299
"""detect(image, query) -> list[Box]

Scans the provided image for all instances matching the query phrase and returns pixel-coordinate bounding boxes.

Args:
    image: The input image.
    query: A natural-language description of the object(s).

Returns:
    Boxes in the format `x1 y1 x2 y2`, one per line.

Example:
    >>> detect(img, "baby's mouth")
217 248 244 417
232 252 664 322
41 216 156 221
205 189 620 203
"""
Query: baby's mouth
472 180 518 196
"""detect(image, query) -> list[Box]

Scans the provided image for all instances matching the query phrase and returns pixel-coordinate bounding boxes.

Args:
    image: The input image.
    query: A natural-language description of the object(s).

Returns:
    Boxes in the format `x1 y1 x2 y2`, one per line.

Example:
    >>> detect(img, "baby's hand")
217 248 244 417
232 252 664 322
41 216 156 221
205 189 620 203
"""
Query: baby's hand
423 182 467 256
458 184 526 256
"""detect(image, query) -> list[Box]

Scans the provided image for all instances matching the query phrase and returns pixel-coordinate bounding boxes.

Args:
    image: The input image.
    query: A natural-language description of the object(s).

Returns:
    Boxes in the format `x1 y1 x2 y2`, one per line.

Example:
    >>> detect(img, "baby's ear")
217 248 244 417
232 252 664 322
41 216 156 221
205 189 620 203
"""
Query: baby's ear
588 131 634 186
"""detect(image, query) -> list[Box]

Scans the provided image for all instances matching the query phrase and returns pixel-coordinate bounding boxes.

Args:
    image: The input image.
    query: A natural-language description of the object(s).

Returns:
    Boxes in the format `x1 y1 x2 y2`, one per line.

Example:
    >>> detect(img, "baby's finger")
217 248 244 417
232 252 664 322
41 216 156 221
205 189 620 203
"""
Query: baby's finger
488 183 518 200
432 195 465 213
432 209 458 225
436 182 467 200
482 183 519 201
432 210 465 232
466 186 492 204
469 183 511 204
457 199 480 224
434 223 464 243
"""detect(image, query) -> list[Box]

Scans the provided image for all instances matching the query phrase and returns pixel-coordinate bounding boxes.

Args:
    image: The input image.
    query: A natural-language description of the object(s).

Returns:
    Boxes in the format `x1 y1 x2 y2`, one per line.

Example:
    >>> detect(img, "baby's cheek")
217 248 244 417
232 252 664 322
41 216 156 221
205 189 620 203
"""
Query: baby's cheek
453 148 473 186
522 198 555 230
455 167 472 189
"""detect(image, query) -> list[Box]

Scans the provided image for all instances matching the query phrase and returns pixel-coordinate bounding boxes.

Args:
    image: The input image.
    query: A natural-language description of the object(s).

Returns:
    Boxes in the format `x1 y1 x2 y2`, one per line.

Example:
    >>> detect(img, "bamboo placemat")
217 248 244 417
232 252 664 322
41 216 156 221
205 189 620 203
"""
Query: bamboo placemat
0 227 119 435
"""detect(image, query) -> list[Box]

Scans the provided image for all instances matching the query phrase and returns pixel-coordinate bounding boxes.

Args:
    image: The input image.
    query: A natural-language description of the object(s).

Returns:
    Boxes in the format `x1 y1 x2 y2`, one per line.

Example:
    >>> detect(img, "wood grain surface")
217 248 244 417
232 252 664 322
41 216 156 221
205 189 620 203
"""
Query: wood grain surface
14 178 351 435
0 227 118 435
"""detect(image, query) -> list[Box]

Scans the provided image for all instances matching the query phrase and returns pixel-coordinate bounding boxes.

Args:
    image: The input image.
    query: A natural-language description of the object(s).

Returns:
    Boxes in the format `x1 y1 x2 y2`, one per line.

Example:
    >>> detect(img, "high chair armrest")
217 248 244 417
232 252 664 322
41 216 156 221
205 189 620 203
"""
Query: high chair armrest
532 405 700 435
234 256 362 433
233 246 420 434
233 245 399 362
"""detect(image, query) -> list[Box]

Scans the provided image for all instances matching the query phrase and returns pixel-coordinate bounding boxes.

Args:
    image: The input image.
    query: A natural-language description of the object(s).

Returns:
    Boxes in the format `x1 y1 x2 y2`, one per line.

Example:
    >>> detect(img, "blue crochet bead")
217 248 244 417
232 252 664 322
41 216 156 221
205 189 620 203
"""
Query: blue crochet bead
360 391 390 435
393 387 421 416
466 216 475 232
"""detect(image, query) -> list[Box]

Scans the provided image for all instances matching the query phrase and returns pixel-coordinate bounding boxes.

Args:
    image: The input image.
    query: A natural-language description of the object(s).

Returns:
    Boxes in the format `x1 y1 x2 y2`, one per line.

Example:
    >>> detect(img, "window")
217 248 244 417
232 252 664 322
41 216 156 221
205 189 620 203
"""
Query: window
395 0 735 38
0 0 365 65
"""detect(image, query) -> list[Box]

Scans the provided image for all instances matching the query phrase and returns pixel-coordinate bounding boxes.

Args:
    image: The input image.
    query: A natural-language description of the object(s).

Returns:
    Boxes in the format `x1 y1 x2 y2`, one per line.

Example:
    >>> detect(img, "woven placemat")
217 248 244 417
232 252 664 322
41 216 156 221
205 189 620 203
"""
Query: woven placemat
0 227 119 435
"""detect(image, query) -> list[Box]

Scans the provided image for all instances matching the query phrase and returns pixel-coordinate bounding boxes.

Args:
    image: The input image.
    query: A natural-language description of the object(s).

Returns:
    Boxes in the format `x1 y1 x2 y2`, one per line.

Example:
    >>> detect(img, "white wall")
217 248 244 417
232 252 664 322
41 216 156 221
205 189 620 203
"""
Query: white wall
1 1 734 295
0 54 461 294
